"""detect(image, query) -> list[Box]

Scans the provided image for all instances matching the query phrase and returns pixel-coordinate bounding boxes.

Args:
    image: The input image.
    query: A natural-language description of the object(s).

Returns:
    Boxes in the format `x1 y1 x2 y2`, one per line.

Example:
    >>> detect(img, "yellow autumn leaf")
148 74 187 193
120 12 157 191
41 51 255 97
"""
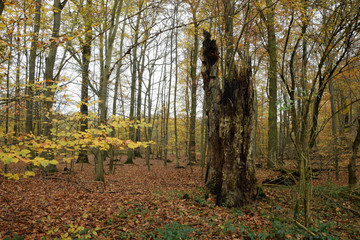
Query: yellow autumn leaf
49 160 58 165
40 160 49 167
24 171 35 177
128 142 139 149
12 174 20 180
2 173 13 179
3 173 20 180
63 157 72 163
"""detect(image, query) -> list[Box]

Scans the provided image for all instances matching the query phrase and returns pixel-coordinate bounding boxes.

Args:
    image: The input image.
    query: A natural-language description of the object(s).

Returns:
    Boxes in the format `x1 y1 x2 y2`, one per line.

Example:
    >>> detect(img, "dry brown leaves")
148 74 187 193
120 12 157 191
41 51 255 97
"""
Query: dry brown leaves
0 156 359 239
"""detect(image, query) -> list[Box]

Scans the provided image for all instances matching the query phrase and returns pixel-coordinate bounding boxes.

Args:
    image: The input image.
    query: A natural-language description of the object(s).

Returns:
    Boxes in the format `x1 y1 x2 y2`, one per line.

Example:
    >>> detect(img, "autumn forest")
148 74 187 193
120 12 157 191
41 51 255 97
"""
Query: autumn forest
0 0 360 239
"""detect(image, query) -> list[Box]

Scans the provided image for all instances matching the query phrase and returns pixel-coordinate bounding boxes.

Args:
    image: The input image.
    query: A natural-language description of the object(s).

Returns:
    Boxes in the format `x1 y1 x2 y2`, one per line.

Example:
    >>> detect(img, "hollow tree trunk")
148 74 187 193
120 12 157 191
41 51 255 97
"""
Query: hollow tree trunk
202 31 257 207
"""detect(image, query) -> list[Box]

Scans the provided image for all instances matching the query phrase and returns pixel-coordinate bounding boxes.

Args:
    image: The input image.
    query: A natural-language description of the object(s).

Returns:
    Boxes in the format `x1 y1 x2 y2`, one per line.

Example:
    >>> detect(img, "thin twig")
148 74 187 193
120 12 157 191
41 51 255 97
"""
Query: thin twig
295 221 316 237
0 192 17 220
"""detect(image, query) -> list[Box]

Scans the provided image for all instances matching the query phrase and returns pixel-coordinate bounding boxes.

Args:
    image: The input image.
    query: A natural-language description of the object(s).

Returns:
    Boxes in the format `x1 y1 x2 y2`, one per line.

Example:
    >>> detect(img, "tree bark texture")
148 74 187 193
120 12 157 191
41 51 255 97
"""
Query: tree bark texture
349 118 360 187
202 31 257 207
26 0 42 134
126 2 141 164
188 23 199 165
266 0 278 168
77 0 92 164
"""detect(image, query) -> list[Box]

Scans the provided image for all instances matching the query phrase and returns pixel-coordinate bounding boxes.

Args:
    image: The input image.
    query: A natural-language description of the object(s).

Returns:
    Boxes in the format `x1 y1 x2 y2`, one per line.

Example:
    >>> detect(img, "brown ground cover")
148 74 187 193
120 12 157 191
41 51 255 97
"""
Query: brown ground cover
1 156 359 239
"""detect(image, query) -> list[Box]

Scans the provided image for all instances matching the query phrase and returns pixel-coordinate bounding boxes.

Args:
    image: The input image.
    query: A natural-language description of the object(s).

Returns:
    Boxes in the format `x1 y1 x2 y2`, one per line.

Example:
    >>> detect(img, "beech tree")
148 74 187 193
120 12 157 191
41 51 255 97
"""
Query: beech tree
26 0 42 134
77 0 92 164
42 0 69 172
265 0 278 168
349 118 360 187
96 0 124 181
184 0 200 166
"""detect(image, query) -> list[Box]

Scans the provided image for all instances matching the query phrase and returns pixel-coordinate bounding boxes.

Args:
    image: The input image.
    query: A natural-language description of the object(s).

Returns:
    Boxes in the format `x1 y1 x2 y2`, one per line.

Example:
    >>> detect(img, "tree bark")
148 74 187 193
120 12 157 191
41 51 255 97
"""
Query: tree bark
42 0 68 173
266 0 278 168
77 0 92 164
0 0 4 16
173 5 180 167
26 0 42 134
349 118 360 187
188 2 200 166
202 31 257 207
109 5 128 173
126 1 142 164
329 79 339 179
96 0 124 181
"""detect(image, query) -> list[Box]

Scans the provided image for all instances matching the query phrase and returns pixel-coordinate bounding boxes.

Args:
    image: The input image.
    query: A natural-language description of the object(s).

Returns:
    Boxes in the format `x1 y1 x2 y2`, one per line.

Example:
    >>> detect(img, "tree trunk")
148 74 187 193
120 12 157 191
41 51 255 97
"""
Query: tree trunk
26 0 42 134
136 30 147 158
109 6 128 173
42 0 68 173
0 0 4 16
126 1 141 164
4 35 12 173
266 0 278 168
14 50 21 136
188 8 199 166
77 0 92 164
96 0 124 181
202 31 256 207
173 6 180 167
349 118 360 187
329 79 339 180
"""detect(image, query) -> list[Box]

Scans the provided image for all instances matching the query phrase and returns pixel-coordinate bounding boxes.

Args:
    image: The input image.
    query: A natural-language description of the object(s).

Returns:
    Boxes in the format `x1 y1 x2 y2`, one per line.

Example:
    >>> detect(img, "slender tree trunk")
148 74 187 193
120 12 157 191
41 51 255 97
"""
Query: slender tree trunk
135 42 146 158
77 0 92 164
26 0 42 134
126 1 141 164
266 0 278 168
200 102 206 171
14 52 20 136
188 6 200 165
165 25 175 165
109 9 128 173
96 0 124 181
173 7 179 167
329 79 339 180
4 35 12 173
349 118 360 187
185 57 190 157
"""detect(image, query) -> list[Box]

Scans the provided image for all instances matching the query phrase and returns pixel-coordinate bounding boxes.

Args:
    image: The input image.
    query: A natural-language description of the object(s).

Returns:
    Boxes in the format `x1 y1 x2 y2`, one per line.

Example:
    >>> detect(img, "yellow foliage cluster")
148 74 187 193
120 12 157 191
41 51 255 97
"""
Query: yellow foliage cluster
0 113 153 180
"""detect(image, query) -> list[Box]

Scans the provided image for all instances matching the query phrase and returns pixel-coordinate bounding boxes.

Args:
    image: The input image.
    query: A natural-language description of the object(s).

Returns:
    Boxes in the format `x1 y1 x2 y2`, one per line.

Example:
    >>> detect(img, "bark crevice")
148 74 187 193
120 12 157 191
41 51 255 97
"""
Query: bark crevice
202 30 256 207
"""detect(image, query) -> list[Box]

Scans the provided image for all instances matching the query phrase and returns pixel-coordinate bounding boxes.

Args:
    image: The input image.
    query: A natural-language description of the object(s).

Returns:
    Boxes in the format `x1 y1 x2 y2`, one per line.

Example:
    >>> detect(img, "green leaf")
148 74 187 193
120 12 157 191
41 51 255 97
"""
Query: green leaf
19 149 31 157
41 161 49 167
49 160 58 165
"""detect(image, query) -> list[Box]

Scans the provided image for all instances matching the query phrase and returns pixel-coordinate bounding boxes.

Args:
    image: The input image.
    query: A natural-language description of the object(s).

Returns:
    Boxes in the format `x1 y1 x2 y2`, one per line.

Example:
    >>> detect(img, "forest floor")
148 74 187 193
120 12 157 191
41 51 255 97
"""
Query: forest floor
0 155 359 239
